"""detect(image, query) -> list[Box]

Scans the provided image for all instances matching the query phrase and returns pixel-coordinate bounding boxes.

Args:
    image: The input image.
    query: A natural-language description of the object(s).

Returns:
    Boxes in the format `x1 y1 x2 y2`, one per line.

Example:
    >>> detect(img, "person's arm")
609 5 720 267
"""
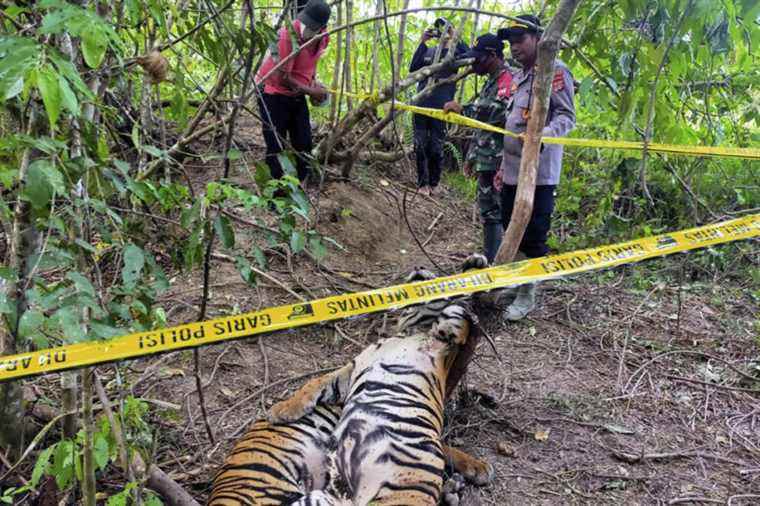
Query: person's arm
409 35 431 72
542 67 576 138
274 26 327 99
455 41 469 57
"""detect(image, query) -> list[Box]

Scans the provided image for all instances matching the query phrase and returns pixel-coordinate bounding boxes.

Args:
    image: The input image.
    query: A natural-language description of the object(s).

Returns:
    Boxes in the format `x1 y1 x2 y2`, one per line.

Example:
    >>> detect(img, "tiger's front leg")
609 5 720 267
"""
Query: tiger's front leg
269 362 354 423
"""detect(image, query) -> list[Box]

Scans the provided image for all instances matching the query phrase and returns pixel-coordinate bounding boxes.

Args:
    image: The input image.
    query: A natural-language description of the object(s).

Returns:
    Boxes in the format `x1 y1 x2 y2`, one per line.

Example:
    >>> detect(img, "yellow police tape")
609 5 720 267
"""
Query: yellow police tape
0 214 757 382
328 89 760 160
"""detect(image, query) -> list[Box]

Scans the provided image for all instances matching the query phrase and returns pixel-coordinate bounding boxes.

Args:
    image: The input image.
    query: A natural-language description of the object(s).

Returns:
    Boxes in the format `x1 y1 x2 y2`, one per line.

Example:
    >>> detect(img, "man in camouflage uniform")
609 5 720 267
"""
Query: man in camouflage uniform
443 34 514 263
494 14 576 321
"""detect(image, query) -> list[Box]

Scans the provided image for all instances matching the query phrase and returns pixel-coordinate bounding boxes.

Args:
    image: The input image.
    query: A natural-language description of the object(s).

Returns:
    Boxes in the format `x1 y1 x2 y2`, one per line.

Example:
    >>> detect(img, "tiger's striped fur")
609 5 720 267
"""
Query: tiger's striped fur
209 254 491 505
208 404 341 505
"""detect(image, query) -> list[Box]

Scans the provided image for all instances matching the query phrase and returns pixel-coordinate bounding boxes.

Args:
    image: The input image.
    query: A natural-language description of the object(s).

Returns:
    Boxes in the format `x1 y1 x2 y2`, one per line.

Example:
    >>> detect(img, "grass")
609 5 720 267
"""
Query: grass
443 170 477 201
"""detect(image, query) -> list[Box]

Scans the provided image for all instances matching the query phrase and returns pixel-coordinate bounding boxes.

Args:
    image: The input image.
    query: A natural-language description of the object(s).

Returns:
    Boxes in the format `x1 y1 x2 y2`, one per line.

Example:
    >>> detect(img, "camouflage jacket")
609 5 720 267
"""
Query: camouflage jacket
462 65 514 172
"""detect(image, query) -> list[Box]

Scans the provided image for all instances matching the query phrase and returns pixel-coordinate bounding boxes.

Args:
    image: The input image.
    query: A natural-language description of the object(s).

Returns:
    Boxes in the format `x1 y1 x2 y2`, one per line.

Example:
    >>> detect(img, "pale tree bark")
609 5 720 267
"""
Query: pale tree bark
494 0 582 265
447 0 583 400
81 370 96 506
328 0 344 126
395 0 411 84
0 111 37 454
369 0 383 92
344 0 354 110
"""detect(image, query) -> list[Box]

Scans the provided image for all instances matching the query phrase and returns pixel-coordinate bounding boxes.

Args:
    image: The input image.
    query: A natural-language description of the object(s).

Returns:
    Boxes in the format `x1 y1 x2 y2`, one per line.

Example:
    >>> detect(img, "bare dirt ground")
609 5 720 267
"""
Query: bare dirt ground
12 115 760 505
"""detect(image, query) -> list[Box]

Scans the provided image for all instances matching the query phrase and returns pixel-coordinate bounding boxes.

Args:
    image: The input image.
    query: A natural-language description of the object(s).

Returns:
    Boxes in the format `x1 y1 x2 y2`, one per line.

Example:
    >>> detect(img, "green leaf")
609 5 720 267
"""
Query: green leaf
0 168 18 189
67 272 96 298
251 245 268 270
308 236 327 261
213 215 235 249
81 25 108 68
36 66 61 129
21 160 64 210
52 306 85 342
18 310 45 340
234 255 256 286
254 162 271 189
93 433 110 470
0 36 40 100
52 440 74 490
122 244 145 288
57 74 79 116
126 0 141 25
290 230 306 253
30 446 54 488
277 153 297 177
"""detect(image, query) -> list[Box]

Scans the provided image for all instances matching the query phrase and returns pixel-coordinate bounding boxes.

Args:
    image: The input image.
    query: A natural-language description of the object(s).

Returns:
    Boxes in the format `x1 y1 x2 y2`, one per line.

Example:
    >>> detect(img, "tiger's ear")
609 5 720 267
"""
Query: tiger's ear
461 253 488 272
404 267 436 283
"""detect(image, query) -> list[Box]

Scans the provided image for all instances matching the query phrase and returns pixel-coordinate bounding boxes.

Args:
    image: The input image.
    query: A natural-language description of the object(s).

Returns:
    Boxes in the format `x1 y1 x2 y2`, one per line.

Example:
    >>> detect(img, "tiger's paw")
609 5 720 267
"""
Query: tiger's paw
267 399 305 424
461 253 488 272
445 446 495 486
460 458 494 486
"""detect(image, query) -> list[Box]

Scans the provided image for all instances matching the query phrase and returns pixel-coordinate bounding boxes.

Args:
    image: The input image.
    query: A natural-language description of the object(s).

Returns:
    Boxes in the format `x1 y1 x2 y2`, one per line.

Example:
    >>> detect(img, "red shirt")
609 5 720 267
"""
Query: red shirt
255 19 329 96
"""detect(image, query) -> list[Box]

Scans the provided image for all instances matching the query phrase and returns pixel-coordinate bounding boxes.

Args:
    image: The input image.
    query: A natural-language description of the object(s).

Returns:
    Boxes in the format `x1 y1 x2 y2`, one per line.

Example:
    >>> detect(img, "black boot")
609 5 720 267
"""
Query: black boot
483 222 503 264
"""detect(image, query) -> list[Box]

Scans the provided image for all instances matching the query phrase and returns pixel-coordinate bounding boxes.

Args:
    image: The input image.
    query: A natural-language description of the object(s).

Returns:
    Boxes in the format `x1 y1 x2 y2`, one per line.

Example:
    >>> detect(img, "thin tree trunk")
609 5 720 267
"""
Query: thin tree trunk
369 0 383 92
639 0 694 206
395 0 411 84
344 0 353 110
328 0 343 126
0 110 36 453
453 0 582 403
81 369 96 506
494 0 582 265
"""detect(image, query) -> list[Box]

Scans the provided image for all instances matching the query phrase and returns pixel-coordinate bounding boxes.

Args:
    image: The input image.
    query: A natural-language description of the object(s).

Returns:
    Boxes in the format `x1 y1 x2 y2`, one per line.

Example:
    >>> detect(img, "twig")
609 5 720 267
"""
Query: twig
402 188 448 273
212 252 305 301
666 374 760 394
609 448 747 467
668 498 723 505
93 373 136 493
258 337 269 388
728 495 760 506
624 349 760 393
0 451 27 486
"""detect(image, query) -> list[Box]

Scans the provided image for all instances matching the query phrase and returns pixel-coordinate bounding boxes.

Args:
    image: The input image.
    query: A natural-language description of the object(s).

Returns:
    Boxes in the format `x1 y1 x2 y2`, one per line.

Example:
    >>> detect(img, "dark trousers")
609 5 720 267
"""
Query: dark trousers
413 114 445 188
501 184 556 258
258 92 312 181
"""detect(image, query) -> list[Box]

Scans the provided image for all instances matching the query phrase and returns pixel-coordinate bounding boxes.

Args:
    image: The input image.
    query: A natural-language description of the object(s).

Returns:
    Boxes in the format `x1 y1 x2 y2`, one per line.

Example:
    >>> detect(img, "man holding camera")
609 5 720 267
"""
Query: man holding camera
409 18 468 195
493 14 576 321
442 34 514 264
255 0 331 185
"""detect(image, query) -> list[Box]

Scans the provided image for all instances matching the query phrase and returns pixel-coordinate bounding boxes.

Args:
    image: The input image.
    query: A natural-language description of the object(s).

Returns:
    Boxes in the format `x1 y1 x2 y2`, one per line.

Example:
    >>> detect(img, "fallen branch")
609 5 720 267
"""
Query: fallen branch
609 448 747 467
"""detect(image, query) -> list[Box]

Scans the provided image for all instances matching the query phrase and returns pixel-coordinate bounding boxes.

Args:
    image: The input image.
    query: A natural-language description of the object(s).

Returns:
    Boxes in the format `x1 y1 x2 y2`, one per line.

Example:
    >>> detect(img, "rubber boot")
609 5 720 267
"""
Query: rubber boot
502 282 537 321
483 222 503 265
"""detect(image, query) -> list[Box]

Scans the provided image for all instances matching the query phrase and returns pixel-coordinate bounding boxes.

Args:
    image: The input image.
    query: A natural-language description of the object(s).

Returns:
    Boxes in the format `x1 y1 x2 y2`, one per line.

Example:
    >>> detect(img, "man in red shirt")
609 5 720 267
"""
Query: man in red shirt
255 0 331 184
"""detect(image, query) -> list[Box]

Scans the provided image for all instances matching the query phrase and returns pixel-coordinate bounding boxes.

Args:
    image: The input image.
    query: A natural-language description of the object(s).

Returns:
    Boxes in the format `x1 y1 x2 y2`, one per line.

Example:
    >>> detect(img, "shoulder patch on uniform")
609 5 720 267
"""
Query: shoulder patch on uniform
497 71 513 99
552 70 565 92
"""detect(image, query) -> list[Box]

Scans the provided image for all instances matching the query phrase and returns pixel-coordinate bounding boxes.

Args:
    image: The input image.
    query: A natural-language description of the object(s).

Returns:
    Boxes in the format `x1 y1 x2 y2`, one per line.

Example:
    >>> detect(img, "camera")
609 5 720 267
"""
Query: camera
425 27 441 38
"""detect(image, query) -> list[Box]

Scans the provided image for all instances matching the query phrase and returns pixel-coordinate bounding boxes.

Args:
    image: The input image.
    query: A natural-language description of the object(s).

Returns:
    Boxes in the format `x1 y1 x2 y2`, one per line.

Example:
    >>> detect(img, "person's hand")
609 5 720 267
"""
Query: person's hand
462 162 473 177
493 170 503 192
310 85 328 103
443 100 462 114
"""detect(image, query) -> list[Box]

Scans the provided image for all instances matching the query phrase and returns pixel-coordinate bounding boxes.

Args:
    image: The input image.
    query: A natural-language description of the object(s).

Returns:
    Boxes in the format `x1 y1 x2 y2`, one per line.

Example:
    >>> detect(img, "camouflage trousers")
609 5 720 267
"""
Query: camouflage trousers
477 171 501 225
